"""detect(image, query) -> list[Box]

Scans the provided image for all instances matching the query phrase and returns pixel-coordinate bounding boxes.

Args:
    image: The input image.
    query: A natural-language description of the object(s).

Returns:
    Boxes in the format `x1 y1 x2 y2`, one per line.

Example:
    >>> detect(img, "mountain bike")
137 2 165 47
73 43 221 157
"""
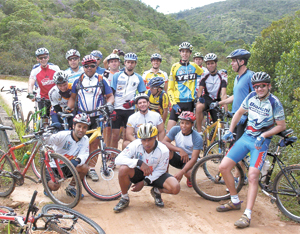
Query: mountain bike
1 86 26 122
81 105 122 201
58 111 74 130
0 190 105 234
0 124 81 208
191 129 300 223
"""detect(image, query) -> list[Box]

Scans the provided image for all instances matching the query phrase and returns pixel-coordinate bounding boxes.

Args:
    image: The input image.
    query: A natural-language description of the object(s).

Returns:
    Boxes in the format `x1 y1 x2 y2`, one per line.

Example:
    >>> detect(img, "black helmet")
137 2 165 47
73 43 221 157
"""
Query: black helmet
251 72 271 85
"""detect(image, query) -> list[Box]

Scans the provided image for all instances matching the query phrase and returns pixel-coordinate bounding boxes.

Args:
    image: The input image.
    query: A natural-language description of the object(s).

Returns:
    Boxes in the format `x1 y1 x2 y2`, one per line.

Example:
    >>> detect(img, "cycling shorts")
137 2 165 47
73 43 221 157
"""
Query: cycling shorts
45 165 74 182
202 94 220 123
169 102 194 122
112 109 134 129
38 99 51 117
130 168 172 189
225 133 271 171
169 152 186 169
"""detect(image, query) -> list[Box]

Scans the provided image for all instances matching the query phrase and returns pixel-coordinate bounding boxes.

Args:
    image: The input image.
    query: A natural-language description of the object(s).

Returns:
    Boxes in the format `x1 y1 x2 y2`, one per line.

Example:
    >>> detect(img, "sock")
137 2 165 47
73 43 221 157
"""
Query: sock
230 194 240 204
154 187 161 194
244 209 252 219
89 168 95 171
121 193 129 200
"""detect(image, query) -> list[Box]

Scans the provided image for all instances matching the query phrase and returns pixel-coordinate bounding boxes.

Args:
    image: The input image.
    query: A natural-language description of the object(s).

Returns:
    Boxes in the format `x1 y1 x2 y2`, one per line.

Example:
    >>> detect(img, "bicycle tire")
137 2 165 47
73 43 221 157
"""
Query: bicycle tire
82 147 121 201
191 154 244 201
273 164 300 222
41 204 105 234
204 141 231 158
31 148 44 180
25 111 34 133
15 103 24 123
0 151 16 197
41 153 82 208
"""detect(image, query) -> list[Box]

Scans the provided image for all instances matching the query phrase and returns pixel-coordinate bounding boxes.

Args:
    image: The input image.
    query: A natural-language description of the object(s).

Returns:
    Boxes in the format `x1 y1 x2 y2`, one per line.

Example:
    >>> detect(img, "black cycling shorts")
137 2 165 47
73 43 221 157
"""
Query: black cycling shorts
112 109 134 129
169 102 194 122
45 165 75 182
169 152 186 169
130 168 172 189
202 95 220 123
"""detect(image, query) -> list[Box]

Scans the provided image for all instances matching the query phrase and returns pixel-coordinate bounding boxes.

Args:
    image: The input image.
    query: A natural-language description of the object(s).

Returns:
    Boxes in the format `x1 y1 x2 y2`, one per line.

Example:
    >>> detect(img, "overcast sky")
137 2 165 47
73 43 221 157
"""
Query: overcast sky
140 0 226 14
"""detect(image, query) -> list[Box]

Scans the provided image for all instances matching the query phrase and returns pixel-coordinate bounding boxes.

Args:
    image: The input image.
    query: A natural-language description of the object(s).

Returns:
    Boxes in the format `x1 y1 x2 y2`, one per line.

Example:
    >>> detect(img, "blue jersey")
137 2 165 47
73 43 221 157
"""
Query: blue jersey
96 66 105 75
232 69 254 113
242 92 285 137
65 66 84 84
167 126 203 159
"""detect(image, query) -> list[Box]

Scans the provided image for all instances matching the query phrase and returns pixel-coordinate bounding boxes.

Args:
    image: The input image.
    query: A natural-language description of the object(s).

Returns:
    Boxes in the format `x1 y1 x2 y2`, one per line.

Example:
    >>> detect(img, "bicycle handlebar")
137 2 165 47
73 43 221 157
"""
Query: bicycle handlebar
78 104 110 115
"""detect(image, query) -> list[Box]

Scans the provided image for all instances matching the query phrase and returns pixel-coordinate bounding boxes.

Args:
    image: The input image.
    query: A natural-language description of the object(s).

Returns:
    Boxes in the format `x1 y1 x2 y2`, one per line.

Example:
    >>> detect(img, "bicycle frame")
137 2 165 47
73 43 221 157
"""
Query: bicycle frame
26 98 49 133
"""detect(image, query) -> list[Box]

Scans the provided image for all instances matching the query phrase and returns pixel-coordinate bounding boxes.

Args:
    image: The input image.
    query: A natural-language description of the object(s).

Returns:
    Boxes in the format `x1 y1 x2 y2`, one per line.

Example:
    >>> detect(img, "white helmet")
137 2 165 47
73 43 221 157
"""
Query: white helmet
107 53 120 62
204 53 218 62
53 71 69 84
134 93 149 103
35 47 49 57
179 42 193 52
137 123 158 139
65 49 80 60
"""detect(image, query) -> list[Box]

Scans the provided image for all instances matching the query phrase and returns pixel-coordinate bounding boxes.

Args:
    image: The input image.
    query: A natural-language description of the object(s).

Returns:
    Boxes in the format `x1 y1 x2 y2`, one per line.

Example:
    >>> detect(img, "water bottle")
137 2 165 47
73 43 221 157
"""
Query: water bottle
21 151 31 165
261 160 270 182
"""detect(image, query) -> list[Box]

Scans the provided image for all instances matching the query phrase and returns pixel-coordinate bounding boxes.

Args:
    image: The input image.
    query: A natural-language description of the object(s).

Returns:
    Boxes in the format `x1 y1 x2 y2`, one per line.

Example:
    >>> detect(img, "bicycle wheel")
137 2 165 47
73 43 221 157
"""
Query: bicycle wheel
191 154 244 201
15 103 24 123
41 204 105 234
0 151 16 197
41 153 82 208
204 141 231 157
31 148 44 180
273 165 300 222
82 147 121 201
25 111 34 133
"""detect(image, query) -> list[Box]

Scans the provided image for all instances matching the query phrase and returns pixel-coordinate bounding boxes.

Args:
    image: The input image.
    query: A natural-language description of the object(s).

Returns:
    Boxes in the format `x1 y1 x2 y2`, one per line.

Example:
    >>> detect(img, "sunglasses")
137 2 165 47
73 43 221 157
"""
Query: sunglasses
38 56 48 60
253 83 269 89
68 57 79 61
84 64 96 69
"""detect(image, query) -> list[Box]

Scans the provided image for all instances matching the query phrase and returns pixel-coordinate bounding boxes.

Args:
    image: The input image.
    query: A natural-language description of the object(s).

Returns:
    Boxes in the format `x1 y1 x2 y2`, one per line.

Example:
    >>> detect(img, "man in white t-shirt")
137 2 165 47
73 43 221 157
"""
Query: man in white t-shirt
124 93 165 148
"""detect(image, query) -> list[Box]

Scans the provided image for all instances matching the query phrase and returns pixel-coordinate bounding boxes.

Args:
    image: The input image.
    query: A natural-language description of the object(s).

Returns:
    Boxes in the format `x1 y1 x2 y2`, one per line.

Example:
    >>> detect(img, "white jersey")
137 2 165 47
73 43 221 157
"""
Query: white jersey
127 110 163 136
45 130 89 167
103 70 118 86
111 71 146 110
48 84 72 111
115 139 169 183
65 67 84 84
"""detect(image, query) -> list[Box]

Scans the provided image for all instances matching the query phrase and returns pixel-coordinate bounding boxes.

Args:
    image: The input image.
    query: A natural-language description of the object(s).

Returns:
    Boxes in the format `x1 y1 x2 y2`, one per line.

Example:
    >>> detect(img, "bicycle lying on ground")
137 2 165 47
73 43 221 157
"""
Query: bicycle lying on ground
80 105 122 201
191 129 300 222
1 86 26 122
0 190 105 234
0 124 82 208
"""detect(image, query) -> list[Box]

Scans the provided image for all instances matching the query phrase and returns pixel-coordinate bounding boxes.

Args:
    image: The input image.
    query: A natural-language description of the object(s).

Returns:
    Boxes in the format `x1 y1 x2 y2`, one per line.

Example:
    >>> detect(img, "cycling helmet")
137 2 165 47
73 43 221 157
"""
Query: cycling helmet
53 71 69 84
150 53 162 61
220 69 228 74
148 77 164 89
179 42 193 52
227 49 251 60
65 49 80 60
107 53 120 62
251 72 271 85
35 48 49 57
90 50 103 59
178 111 196 122
204 53 218 62
135 93 149 103
193 52 204 59
73 113 91 126
124 52 138 61
137 123 158 139
81 55 97 65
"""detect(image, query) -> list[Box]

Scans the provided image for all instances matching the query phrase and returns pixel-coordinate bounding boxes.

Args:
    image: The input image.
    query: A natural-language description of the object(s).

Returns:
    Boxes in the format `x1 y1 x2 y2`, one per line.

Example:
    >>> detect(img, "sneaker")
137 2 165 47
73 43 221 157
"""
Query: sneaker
113 198 130 213
88 169 99 181
108 156 116 169
186 178 192 188
216 201 241 212
150 187 164 207
65 187 84 199
234 214 251 228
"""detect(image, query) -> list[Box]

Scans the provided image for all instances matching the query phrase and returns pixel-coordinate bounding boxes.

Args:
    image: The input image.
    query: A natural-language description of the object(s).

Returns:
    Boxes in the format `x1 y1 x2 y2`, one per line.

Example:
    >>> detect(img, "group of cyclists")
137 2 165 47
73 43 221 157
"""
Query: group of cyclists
27 41 286 229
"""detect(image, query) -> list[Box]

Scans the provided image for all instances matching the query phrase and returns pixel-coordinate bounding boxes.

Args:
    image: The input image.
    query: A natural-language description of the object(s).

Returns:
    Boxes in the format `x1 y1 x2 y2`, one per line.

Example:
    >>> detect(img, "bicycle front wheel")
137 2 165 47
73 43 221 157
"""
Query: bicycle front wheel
0 151 16 197
31 148 44 180
83 147 121 201
41 153 82 208
204 141 231 158
25 111 34 133
191 154 244 201
15 103 24 123
41 204 105 234
273 164 300 222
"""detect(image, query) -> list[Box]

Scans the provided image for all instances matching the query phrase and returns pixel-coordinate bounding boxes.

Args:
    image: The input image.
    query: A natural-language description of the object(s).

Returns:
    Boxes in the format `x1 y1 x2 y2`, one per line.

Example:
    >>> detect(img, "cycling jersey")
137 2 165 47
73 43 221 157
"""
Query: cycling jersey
147 90 169 116
168 61 203 105
196 66 208 92
242 92 285 137
167 126 203 159
103 69 118 86
96 66 105 75
46 130 89 167
232 69 254 113
29 64 60 99
199 71 227 101
71 73 112 117
65 66 84 84
142 69 168 89
49 83 72 114
115 139 169 183
127 110 163 136
111 71 146 110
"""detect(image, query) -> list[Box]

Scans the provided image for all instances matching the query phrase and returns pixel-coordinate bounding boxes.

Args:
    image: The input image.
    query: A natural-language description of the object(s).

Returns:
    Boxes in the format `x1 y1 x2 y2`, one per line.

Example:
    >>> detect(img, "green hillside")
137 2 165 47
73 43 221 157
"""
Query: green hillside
172 0 300 43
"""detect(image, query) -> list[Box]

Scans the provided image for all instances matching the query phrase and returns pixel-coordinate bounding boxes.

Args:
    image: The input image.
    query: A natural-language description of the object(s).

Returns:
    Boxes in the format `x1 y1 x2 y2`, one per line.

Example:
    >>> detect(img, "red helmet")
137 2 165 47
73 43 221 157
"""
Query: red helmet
81 55 97 65
178 111 196 122
73 113 91 125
